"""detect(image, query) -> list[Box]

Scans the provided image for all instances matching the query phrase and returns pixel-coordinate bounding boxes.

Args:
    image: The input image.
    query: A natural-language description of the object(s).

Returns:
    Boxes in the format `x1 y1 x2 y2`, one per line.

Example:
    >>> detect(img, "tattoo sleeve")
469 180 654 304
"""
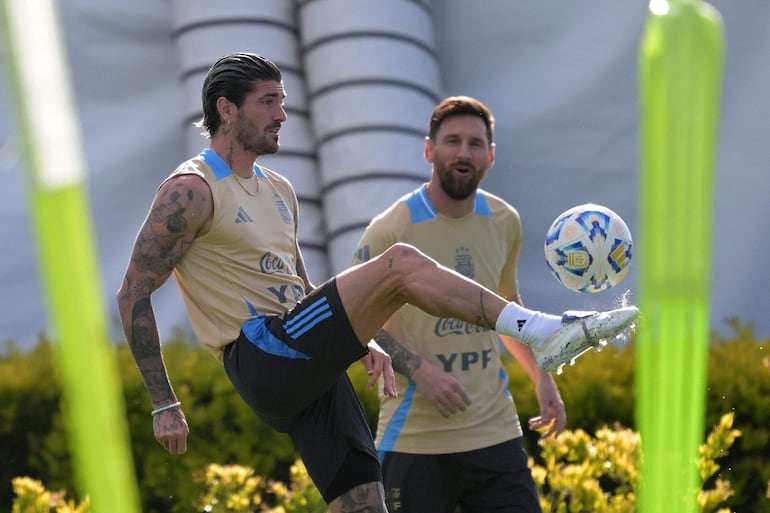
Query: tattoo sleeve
117 178 206 405
374 329 422 378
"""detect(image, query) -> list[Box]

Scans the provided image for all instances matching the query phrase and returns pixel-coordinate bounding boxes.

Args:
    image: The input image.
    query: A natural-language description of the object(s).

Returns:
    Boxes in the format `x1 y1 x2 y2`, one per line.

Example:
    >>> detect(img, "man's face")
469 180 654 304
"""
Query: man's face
235 80 287 155
427 115 494 201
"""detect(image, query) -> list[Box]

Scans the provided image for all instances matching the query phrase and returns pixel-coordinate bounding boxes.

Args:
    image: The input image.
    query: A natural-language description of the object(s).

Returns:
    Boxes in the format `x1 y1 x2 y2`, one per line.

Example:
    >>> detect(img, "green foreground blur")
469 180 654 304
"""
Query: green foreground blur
0 1 141 512
637 1 724 512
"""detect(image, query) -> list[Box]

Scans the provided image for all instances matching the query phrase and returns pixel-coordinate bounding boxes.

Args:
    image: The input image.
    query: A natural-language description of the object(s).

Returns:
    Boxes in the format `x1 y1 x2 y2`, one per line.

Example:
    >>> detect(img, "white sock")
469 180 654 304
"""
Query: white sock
495 303 562 347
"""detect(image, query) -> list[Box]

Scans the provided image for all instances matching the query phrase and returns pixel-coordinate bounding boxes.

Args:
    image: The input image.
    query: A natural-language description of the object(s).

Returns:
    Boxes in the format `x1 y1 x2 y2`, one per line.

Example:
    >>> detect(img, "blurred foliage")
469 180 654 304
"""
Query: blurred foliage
194 460 327 513
501 319 768 513
1 330 296 513
1 319 768 512
10 477 90 513
530 412 739 513
10 415 742 513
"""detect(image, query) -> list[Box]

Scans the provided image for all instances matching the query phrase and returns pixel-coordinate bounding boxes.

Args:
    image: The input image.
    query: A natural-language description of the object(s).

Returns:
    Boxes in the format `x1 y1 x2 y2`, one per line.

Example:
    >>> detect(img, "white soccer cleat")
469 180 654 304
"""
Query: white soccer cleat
534 306 639 373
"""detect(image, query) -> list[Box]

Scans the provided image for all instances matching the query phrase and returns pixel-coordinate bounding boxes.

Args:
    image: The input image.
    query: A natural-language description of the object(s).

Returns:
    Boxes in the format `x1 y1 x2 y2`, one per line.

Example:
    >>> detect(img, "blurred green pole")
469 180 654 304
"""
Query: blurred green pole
637 1 724 512
0 1 140 512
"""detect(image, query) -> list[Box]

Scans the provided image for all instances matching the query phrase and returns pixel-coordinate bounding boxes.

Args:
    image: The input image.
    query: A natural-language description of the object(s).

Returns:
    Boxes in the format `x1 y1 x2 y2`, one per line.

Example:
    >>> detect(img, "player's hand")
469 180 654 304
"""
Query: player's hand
153 406 189 454
528 372 566 438
364 340 398 397
412 359 471 418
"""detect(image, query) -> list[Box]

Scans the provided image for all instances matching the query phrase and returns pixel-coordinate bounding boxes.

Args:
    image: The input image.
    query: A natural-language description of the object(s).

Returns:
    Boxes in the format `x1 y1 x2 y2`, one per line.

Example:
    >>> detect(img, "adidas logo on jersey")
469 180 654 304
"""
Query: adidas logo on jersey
235 206 253 223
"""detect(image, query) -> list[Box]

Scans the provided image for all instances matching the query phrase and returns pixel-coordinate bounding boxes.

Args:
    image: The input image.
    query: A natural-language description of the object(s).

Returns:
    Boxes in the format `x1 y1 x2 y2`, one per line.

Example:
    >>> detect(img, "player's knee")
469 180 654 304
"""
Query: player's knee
381 243 429 274
380 243 438 293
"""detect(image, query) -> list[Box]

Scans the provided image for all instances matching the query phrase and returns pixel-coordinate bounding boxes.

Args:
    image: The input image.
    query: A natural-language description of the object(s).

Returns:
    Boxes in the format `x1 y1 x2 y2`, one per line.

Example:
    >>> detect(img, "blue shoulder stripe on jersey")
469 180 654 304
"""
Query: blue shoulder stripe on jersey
200 149 268 180
199 149 232 180
474 191 493 217
403 185 494 221
377 381 417 456
283 296 333 339
403 185 437 224
241 316 311 360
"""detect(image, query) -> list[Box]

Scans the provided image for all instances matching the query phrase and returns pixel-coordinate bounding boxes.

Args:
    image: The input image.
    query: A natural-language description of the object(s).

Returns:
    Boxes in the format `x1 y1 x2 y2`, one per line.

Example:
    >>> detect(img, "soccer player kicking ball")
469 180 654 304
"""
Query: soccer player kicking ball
118 54 637 513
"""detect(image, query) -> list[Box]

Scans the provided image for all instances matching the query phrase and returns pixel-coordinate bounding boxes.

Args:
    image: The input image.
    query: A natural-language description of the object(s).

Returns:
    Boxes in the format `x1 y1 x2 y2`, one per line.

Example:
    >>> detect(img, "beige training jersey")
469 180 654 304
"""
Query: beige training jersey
166 149 306 360
352 184 524 454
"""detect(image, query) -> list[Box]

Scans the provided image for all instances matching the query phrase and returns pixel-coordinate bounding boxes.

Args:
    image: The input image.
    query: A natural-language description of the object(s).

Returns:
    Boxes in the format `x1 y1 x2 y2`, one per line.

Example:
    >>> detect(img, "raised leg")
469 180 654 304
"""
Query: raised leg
336 243 507 345
335 243 639 372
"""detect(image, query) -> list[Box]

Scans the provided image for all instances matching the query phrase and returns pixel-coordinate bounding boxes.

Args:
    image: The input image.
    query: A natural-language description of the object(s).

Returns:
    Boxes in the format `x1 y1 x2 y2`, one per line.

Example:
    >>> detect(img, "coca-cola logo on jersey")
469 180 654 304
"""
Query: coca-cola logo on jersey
434 318 490 337
259 252 286 274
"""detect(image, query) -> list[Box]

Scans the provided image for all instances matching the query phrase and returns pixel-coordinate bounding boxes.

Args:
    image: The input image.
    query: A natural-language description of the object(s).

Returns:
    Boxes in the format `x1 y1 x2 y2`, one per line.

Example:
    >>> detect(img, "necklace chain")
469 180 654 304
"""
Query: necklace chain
234 172 258 196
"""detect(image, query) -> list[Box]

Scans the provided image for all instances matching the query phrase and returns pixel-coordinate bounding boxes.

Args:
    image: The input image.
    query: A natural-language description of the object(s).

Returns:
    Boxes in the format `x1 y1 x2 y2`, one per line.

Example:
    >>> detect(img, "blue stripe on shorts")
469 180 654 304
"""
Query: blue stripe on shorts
242 315 311 360
283 296 333 339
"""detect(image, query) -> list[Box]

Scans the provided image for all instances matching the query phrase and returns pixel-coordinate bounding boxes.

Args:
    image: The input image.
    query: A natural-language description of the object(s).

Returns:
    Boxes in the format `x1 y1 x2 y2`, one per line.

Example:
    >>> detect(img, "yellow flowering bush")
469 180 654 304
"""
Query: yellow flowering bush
195 463 267 513
195 460 327 513
9 413 746 513
11 477 89 513
531 413 740 513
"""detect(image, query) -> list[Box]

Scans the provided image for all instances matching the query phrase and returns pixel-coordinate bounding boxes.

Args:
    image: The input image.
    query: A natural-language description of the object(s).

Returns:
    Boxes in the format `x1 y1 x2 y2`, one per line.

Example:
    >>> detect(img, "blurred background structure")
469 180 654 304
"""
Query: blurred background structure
1 0 768 348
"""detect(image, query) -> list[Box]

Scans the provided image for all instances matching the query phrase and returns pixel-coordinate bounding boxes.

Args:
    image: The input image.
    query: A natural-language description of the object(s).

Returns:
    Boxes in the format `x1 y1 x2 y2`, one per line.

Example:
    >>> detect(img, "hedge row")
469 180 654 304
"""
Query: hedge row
1 319 767 513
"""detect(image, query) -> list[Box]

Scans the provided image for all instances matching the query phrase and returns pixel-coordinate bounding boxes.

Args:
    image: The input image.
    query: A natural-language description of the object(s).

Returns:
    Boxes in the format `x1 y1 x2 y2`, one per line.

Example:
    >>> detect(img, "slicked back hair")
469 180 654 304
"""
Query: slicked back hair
197 52 282 138
428 96 495 146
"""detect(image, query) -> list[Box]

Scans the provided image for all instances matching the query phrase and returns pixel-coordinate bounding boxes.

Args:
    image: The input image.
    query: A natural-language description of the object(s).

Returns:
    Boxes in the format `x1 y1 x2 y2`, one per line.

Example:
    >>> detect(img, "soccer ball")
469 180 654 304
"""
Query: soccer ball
544 203 633 293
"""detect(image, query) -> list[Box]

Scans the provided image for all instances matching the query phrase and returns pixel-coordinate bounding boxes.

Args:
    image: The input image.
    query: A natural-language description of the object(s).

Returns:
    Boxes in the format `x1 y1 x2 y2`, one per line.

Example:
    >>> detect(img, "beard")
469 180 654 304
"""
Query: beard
437 167 483 201
236 121 280 155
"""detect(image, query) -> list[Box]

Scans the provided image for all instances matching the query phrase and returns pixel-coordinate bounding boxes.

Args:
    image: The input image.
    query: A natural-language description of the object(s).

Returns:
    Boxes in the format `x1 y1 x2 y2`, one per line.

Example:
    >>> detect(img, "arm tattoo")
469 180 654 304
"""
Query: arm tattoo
133 184 196 275
117 178 205 404
374 330 422 378
121 284 175 403
337 482 385 512
478 290 495 329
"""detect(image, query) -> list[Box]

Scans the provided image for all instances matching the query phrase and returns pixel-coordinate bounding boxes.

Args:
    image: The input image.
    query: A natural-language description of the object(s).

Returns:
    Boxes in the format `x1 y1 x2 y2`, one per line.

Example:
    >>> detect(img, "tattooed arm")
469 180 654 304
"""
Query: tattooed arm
373 328 471 417
373 329 421 378
294 241 315 293
116 174 213 454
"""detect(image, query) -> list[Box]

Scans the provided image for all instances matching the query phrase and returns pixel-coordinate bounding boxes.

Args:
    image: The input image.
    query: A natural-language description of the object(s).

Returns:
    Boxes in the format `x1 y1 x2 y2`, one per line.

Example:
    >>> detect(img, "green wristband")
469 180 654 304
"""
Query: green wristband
151 401 181 416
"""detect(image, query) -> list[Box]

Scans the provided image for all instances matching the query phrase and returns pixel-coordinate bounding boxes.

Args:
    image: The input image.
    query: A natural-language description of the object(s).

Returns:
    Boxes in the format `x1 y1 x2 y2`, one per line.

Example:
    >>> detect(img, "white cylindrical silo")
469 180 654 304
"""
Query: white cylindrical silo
297 0 442 274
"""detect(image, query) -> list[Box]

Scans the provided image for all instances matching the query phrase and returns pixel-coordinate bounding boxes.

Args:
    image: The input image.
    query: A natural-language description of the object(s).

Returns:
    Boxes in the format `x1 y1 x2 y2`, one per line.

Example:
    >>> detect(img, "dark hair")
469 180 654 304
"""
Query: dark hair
197 52 282 137
428 96 495 145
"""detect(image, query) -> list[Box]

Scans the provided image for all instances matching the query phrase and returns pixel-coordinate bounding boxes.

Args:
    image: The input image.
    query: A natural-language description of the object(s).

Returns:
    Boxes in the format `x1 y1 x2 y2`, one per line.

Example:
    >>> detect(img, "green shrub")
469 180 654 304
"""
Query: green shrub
1 331 298 513
15 415 738 513
114 330 298 513
194 461 327 513
530 412 741 513
2 320 768 513
192 414 744 513
0 339 69 508
10 476 90 513
704 320 770 511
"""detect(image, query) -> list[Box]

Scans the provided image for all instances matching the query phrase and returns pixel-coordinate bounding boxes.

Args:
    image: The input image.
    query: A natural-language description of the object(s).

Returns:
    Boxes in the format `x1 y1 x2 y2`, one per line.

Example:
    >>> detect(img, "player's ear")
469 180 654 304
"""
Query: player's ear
424 136 434 163
216 96 236 124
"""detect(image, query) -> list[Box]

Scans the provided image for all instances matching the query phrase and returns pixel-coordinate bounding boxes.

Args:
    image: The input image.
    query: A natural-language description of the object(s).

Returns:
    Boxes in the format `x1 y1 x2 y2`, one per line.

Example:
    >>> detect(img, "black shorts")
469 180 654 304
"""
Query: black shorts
223 278 381 502
381 438 541 513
